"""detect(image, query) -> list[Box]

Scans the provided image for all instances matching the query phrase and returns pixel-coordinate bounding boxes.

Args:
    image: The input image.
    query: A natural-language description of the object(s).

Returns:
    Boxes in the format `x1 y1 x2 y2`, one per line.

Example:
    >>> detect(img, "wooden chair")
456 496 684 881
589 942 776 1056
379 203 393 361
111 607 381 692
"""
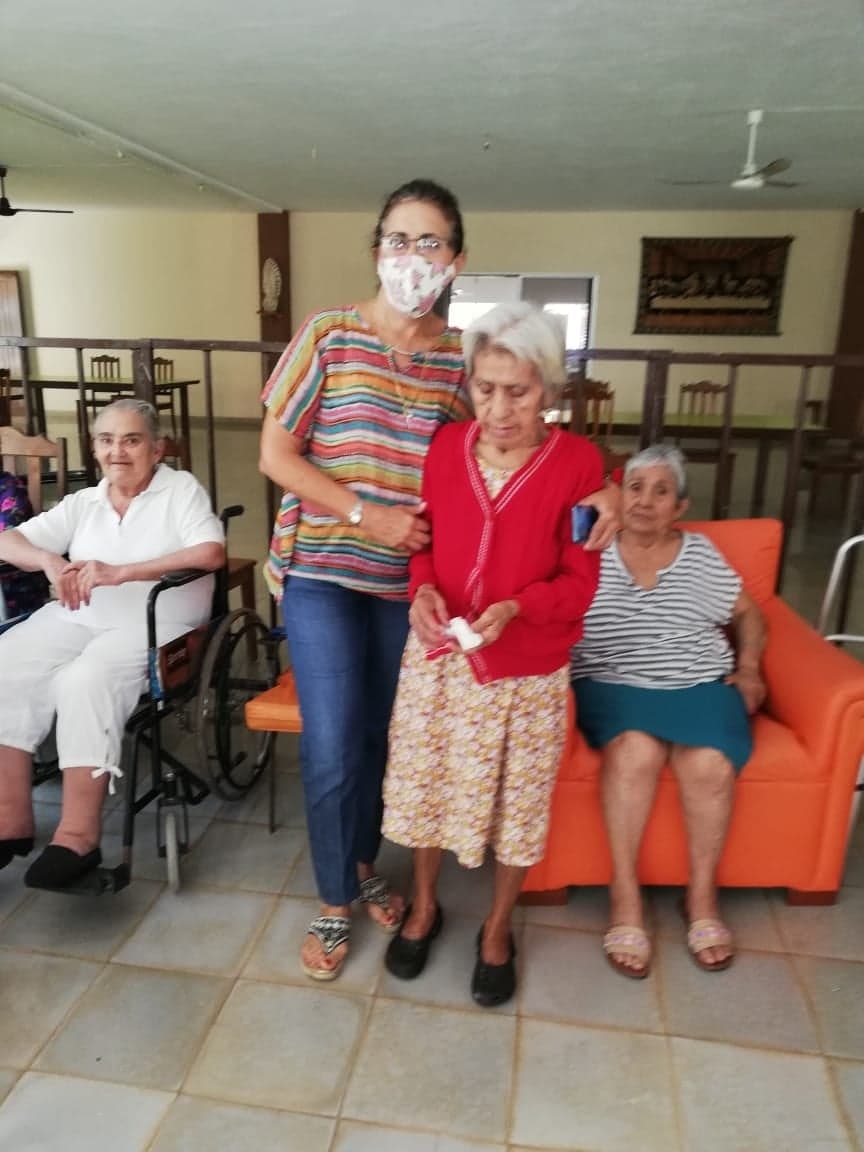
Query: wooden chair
600 446 630 479
0 368 24 428
90 354 121 380
560 375 615 442
801 400 864 517
159 435 192 472
83 354 125 426
677 380 737 512
153 356 178 439
0 426 68 512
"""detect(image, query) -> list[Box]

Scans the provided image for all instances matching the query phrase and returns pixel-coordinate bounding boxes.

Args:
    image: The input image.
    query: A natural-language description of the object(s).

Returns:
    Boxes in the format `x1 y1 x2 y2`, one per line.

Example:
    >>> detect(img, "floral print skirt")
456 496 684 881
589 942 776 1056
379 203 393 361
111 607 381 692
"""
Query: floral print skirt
383 631 569 869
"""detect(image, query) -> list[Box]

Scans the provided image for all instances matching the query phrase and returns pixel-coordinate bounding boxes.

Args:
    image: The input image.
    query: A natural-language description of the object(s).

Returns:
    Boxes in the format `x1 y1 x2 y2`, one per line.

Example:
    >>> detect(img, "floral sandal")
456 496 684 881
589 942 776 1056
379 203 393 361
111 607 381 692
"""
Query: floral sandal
602 924 652 980
302 915 351 981
359 874 404 934
686 918 735 972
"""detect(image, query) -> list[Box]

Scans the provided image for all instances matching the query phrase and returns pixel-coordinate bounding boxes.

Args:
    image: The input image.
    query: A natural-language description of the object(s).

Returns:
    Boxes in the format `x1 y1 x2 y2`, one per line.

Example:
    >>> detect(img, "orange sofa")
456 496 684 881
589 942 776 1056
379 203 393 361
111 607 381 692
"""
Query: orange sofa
522 518 864 905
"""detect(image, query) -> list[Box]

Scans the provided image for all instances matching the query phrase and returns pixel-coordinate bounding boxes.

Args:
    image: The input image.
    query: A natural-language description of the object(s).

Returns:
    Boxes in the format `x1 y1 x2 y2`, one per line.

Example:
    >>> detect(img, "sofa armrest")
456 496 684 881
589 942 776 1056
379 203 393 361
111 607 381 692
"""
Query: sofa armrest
762 597 864 766
762 596 864 892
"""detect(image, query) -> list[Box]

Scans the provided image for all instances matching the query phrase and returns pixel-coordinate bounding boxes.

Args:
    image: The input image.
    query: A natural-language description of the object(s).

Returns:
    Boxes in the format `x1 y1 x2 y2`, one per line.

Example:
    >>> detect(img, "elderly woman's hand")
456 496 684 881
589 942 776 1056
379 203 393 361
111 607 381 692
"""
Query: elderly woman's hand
66 560 125 607
726 666 766 715
473 599 520 648
410 584 450 648
578 483 621 551
362 503 431 553
41 554 84 611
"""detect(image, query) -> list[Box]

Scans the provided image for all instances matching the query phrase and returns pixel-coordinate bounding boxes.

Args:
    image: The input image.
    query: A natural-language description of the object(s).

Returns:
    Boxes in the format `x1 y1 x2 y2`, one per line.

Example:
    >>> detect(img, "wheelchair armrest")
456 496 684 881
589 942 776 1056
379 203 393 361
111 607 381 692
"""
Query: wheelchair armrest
152 568 211 590
220 505 245 531
146 568 212 652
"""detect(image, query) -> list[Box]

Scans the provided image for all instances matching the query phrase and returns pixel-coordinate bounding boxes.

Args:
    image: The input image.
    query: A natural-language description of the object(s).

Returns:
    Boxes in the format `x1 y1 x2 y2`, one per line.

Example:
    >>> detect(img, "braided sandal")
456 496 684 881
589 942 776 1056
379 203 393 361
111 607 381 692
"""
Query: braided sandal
358 874 404 934
602 924 652 980
686 918 735 972
302 915 351 981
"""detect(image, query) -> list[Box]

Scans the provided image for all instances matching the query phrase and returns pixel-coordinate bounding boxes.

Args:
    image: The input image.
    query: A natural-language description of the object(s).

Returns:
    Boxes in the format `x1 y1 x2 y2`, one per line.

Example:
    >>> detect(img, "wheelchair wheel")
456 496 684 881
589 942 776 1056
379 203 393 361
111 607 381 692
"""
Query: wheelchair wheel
195 609 278 801
163 810 181 893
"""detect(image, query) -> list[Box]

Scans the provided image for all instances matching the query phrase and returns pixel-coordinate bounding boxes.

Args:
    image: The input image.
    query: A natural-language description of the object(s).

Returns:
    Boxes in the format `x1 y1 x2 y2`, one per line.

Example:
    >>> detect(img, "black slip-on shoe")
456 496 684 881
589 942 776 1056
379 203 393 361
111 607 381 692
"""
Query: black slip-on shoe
25 845 102 890
471 925 517 1007
384 903 444 980
0 837 34 869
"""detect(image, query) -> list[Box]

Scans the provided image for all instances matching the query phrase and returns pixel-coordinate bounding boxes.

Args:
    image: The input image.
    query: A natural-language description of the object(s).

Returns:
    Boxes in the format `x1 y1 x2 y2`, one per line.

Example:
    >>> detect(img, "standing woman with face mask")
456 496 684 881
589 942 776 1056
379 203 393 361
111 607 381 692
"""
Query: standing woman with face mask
259 180 470 980
260 179 618 982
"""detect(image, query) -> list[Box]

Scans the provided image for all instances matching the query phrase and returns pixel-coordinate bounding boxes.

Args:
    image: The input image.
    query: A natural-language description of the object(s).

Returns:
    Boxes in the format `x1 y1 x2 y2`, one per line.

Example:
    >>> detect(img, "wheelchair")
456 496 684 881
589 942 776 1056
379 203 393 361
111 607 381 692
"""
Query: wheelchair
0 505 280 894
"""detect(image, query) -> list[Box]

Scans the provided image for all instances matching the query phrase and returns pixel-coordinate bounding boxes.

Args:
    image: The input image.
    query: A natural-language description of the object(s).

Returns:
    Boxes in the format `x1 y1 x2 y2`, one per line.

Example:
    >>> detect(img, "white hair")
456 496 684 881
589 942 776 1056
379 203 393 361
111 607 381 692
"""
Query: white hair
93 398 161 442
624 443 689 499
462 302 567 399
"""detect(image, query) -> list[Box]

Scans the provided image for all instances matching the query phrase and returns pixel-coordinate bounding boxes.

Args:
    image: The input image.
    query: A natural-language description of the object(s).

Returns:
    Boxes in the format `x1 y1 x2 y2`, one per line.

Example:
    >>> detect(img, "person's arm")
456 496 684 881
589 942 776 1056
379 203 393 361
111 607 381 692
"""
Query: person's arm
259 412 429 553
725 588 767 714
0 526 59 573
68 541 225 606
0 523 82 606
577 480 621 551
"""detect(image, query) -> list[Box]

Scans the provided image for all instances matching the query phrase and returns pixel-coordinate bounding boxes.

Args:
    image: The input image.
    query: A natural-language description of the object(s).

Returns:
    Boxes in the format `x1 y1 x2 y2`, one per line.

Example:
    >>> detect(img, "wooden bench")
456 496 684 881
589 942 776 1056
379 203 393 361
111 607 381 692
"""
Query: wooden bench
245 669 302 833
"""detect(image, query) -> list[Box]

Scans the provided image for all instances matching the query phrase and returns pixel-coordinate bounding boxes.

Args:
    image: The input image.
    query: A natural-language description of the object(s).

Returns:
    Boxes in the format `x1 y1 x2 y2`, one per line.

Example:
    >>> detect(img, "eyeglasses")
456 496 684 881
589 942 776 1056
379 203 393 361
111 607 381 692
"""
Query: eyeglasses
379 232 453 257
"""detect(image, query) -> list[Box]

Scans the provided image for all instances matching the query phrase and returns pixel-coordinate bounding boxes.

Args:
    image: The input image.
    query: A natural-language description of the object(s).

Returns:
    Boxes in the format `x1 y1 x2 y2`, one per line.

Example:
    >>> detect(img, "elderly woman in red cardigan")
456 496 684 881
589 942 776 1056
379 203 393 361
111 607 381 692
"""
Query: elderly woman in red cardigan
382 302 605 1007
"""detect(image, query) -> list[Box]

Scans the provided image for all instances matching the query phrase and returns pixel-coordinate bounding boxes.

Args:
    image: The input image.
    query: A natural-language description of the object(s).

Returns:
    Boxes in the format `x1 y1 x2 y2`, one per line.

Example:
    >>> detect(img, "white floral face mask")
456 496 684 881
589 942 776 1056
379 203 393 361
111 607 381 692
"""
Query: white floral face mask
377 253 456 318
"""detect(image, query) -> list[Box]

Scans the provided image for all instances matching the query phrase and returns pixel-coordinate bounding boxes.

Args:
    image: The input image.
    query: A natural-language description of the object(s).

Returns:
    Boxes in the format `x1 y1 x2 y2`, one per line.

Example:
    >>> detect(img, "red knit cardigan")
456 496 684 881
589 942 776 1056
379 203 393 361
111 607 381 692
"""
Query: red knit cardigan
409 421 603 684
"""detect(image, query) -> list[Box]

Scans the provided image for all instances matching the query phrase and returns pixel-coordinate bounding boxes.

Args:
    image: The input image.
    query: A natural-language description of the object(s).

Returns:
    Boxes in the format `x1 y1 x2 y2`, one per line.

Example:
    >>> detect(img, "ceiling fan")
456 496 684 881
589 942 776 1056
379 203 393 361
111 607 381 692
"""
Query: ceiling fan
0 165 74 216
662 110 800 190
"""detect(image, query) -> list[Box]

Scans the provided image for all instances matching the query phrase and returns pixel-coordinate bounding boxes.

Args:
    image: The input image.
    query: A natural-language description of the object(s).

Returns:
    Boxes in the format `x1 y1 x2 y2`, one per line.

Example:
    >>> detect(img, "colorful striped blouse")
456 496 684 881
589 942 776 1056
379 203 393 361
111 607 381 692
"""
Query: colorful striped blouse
262 307 470 600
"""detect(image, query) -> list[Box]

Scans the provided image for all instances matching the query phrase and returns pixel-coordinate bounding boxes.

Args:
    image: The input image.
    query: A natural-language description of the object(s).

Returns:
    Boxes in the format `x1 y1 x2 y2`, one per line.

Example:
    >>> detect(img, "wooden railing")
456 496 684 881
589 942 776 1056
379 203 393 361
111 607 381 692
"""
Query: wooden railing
2 335 864 590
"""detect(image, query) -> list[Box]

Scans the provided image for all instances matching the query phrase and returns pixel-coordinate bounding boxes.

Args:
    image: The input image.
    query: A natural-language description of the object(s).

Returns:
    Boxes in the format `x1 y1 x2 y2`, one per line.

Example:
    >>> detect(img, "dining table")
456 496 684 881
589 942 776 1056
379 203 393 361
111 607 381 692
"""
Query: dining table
548 407 828 519
8 374 199 481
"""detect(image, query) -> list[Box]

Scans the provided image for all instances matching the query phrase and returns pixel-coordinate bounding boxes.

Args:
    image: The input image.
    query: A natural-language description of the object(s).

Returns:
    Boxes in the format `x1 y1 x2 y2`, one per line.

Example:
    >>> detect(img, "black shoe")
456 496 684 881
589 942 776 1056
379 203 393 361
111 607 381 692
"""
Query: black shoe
0 837 34 869
25 845 102 890
385 903 444 980
471 925 517 1008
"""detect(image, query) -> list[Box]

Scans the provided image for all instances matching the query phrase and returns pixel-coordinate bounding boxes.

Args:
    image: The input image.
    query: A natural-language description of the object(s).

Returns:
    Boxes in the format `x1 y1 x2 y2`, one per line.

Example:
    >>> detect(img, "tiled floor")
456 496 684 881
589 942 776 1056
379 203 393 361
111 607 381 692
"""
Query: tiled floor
1 419 863 1150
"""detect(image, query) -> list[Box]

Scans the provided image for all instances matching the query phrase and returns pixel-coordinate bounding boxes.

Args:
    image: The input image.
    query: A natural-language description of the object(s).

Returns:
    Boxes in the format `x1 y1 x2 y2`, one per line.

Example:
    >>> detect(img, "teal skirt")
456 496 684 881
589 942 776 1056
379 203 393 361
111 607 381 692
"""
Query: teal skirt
571 678 752 773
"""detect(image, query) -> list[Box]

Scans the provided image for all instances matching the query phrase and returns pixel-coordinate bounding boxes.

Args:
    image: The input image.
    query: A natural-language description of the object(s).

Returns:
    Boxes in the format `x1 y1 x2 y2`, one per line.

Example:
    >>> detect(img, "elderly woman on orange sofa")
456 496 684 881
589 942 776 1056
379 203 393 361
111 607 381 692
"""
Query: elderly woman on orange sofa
570 444 766 978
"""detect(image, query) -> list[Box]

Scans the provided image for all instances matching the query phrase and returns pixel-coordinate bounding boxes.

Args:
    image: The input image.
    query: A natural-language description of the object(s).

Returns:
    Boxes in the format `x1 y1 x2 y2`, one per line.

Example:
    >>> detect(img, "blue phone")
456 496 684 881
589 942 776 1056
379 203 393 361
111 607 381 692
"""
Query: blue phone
571 505 599 544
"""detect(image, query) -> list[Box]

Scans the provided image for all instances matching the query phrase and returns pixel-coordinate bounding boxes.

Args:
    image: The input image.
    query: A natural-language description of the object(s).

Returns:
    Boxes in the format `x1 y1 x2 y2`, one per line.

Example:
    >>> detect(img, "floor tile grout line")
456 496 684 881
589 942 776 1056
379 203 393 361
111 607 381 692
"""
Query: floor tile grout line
652 910 688 1150
662 1031 688 1152
172 967 245 1101
824 1058 864 1152
326 980 377 1150
507 999 523 1147
22 955 111 1077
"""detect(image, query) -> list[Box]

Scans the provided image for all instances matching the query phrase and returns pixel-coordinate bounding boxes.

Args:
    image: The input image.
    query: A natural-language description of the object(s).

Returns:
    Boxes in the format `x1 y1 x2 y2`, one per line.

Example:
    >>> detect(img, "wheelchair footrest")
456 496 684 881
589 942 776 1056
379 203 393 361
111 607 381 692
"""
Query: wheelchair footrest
26 863 131 896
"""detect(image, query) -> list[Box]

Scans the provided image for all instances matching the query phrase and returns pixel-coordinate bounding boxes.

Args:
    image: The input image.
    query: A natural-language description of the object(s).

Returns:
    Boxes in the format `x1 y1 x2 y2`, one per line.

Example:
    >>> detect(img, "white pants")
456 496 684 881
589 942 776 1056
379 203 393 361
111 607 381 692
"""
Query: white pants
0 603 148 771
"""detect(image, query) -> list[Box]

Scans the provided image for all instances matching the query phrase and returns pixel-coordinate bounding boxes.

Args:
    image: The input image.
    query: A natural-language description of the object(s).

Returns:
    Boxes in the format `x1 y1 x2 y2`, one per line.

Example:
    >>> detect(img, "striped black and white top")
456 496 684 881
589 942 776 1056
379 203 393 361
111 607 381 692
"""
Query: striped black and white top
570 532 741 689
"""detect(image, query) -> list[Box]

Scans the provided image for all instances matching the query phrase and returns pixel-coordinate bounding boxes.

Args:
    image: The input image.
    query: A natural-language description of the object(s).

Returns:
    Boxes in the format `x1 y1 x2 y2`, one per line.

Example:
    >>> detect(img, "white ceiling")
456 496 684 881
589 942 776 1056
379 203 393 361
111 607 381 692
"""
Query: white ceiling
1 0 863 213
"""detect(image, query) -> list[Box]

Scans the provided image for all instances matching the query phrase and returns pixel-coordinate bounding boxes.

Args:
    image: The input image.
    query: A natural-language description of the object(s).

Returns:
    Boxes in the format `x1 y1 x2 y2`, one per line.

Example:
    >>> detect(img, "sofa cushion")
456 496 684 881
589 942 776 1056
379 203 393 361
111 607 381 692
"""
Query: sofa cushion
683 518 781 605
559 711 815 783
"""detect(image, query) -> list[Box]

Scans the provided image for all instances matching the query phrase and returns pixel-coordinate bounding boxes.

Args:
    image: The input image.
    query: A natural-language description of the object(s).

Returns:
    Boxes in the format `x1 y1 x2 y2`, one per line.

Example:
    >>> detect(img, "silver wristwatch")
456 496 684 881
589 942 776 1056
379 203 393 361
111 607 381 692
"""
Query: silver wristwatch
346 500 364 526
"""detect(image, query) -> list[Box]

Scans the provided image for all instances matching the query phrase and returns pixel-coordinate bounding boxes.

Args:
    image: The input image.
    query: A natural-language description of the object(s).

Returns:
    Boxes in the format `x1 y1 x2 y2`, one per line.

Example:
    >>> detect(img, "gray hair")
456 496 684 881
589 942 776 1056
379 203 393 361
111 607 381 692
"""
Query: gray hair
93 398 161 442
624 443 689 500
462 302 567 399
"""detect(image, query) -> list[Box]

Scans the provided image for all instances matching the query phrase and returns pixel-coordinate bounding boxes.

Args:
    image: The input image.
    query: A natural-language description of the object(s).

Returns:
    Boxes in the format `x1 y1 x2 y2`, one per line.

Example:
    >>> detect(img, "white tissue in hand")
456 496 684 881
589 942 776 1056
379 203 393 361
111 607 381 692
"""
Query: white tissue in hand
447 616 483 652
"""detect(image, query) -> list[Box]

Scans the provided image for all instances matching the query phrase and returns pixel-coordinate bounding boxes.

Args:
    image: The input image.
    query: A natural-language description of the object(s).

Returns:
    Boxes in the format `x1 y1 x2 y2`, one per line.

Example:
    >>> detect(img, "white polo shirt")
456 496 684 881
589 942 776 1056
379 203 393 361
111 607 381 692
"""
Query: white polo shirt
18 464 225 643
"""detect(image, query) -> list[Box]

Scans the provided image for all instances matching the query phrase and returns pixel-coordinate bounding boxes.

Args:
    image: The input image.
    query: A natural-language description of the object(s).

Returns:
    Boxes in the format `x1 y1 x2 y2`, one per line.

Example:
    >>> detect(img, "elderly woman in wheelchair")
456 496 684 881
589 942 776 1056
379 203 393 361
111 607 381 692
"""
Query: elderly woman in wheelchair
0 399 225 890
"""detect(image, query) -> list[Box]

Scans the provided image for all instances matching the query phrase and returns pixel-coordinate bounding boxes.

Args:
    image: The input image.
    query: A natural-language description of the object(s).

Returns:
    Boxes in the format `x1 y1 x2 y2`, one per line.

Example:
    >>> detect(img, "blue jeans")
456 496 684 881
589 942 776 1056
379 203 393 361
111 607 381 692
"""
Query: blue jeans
282 575 410 906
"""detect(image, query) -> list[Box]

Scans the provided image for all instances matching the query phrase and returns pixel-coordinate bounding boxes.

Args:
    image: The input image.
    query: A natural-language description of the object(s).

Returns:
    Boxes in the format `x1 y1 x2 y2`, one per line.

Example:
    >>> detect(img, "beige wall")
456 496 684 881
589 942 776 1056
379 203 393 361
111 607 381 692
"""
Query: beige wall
1 207 851 420
291 208 852 413
0 210 260 418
